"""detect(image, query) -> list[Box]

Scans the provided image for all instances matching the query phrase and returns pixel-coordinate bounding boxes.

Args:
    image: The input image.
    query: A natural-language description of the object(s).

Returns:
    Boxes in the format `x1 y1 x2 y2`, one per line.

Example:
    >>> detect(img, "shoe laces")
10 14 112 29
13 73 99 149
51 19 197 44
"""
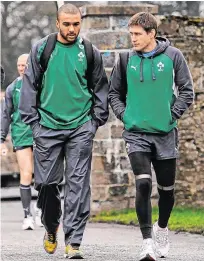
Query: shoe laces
24 216 33 222
47 232 57 243
155 228 169 247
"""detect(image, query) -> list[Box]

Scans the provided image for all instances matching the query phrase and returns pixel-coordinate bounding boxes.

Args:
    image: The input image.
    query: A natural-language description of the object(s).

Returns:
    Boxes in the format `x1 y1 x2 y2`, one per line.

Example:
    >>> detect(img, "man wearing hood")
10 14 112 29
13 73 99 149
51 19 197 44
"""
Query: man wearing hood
109 12 194 261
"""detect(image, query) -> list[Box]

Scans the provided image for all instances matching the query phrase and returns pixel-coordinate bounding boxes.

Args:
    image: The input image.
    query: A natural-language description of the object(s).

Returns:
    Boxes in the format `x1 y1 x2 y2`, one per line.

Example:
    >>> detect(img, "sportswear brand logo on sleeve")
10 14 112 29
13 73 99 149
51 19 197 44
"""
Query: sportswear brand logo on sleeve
157 62 164 71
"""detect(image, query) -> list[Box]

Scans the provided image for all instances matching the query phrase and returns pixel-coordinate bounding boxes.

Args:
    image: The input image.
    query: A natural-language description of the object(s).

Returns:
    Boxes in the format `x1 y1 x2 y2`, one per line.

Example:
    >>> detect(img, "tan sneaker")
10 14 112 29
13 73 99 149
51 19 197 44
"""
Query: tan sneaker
64 245 83 259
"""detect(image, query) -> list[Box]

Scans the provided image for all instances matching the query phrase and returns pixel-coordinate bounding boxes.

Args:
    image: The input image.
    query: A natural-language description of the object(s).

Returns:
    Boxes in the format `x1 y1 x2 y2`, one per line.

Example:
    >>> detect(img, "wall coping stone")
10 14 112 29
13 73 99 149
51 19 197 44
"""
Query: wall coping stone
80 4 158 17
158 15 204 24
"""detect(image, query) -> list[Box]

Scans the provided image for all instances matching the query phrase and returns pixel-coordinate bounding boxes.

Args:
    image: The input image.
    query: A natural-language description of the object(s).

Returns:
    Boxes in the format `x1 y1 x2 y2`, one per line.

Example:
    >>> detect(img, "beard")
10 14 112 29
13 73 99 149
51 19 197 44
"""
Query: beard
59 29 78 43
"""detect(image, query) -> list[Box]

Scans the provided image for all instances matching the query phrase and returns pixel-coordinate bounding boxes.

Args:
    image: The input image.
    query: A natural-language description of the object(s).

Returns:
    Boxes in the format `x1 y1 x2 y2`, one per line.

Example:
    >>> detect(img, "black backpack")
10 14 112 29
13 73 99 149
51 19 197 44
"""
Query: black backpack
109 51 129 101
40 32 94 91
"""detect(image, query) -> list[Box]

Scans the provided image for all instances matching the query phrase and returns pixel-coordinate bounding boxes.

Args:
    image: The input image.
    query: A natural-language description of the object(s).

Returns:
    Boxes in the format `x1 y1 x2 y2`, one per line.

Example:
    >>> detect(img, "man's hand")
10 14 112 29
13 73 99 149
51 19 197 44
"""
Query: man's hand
0 143 8 156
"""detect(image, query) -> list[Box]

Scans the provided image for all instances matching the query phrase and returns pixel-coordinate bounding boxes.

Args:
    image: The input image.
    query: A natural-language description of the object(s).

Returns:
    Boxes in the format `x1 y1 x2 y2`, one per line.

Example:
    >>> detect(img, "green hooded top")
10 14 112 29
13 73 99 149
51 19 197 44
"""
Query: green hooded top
109 37 194 134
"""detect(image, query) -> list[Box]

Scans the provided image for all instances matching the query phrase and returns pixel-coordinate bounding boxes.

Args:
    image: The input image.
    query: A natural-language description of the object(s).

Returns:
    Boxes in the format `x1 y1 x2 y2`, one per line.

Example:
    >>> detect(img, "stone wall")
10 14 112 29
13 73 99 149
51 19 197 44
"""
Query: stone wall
1 4 203 212
158 15 204 206
80 5 204 213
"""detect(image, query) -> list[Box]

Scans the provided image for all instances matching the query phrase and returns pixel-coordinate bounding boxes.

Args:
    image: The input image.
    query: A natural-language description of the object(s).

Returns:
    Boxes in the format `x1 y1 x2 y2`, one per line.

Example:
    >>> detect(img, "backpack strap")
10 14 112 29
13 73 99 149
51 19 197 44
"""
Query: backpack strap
40 34 94 91
40 32 58 72
119 52 129 93
83 38 94 91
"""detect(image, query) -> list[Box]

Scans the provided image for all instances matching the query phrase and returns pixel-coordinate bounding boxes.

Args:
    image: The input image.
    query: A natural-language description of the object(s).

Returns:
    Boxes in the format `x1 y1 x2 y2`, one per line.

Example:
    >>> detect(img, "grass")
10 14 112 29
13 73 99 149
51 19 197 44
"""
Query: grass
91 206 204 234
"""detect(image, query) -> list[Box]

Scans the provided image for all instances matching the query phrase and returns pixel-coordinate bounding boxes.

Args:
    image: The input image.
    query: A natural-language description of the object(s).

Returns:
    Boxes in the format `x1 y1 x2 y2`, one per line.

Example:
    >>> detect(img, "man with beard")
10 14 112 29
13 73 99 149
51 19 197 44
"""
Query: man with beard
19 4 109 259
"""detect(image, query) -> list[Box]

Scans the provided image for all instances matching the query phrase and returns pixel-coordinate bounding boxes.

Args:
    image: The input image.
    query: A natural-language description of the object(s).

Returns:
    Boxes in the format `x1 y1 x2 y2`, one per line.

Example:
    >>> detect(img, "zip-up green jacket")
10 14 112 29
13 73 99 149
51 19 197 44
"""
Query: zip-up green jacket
109 37 194 134
19 35 109 130
1 77 33 146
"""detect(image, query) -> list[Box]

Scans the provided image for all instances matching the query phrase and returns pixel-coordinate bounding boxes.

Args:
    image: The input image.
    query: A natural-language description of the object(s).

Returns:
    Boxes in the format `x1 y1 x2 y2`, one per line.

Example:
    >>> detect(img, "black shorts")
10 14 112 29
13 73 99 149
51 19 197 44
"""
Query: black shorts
13 145 33 152
122 128 179 160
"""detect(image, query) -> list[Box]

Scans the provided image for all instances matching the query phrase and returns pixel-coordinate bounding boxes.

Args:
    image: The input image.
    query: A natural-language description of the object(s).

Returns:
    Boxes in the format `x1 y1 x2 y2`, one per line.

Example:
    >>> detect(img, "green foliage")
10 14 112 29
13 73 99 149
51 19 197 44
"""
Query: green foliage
91 206 204 234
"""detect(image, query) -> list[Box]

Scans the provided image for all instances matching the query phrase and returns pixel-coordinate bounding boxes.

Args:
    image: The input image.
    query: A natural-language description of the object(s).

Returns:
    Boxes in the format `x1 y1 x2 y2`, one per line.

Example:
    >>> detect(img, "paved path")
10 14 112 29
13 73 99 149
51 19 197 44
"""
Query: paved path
1 201 204 261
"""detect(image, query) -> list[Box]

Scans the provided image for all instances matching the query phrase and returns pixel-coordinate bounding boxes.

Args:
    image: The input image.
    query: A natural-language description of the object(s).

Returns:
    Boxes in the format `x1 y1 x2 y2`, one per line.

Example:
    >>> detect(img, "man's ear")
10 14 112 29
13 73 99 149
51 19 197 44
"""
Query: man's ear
152 29 157 38
149 29 156 39
56 19 59 29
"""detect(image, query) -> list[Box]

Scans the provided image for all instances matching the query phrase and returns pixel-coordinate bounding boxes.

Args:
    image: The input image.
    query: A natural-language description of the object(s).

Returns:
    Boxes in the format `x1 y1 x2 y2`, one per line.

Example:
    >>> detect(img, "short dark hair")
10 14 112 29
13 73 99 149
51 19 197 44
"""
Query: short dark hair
57 3 81 20
128 12 158 36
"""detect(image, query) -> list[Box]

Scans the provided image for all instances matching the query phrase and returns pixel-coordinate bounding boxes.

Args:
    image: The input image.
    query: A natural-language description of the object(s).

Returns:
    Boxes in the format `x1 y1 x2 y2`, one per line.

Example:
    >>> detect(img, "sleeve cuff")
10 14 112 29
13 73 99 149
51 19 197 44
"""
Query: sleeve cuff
171 111 178 121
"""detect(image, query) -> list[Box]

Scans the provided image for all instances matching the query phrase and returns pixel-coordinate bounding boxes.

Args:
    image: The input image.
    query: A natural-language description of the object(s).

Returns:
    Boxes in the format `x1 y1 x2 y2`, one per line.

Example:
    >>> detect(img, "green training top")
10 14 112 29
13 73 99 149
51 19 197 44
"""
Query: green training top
38 37 92 129
123 54 177 133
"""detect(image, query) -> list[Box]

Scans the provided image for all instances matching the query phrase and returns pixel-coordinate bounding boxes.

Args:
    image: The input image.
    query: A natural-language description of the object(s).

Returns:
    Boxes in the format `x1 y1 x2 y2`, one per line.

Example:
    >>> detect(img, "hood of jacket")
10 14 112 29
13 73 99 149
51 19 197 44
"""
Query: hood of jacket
134 37 171 82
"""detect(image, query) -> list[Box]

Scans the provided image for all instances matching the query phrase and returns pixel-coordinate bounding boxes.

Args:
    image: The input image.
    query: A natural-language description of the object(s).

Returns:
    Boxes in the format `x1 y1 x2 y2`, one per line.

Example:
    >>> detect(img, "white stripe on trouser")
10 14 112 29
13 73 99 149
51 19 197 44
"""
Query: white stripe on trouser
136 174 152 180
157 184 174 191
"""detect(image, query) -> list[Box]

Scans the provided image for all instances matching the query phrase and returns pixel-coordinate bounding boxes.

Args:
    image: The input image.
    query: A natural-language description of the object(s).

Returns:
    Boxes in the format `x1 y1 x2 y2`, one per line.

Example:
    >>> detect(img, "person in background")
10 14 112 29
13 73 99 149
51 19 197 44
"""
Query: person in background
109 12 194 261
0 54 43 230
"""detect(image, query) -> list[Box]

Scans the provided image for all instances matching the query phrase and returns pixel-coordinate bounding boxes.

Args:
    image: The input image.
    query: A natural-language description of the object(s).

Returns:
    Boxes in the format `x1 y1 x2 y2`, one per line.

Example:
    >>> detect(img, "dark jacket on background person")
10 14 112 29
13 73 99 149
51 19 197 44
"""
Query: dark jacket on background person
1 77 33 146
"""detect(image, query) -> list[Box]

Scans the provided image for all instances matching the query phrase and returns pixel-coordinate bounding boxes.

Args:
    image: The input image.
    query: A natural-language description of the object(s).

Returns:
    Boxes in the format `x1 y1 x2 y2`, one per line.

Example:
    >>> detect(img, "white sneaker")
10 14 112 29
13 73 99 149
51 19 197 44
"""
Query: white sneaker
34 203 44 227
139 238 157 261
22 216 35 230
153 221 169 258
